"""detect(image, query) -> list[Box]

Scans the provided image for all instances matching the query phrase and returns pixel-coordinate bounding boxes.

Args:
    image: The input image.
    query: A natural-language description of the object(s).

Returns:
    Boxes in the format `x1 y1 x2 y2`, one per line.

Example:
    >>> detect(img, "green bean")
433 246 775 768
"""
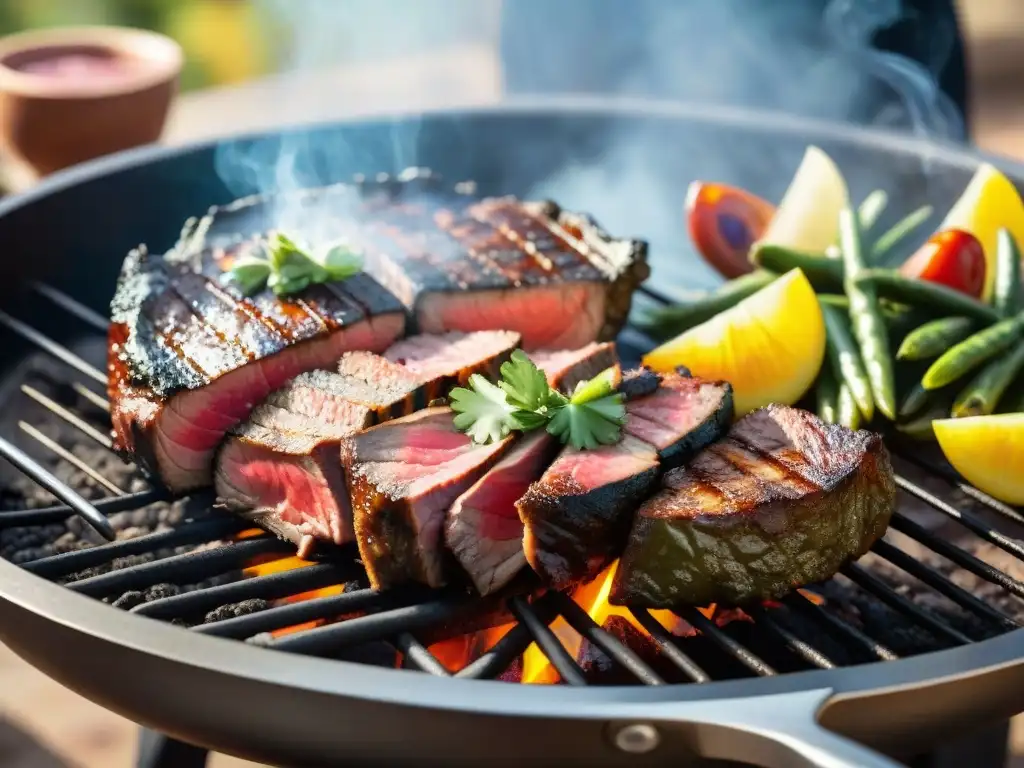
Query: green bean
839 207 897 420
816 365 839 424
922 314 1024 390
837 382 862 430
896 316 977 361
825 190 889 260
639 270 776 340
750 245 844 291
853 269 1001 324
993 228 1023 317
895 404 947 441
871 204 934 261
952 340 1024 417
820 302 874 420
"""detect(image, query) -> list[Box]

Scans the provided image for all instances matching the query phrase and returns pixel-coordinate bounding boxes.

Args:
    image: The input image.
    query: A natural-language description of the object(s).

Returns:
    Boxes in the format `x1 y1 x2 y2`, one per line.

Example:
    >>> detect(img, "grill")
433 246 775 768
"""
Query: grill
1 101 1024 768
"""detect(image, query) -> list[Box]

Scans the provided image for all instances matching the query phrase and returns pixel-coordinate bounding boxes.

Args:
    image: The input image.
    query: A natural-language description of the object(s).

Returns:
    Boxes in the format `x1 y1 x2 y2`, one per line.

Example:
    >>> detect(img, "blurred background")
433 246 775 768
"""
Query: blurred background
0 0 1023 766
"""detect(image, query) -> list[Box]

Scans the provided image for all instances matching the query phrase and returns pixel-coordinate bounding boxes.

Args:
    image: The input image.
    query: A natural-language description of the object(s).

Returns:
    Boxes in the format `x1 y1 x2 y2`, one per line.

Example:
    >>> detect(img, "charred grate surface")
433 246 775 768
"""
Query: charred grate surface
0 281 1023 685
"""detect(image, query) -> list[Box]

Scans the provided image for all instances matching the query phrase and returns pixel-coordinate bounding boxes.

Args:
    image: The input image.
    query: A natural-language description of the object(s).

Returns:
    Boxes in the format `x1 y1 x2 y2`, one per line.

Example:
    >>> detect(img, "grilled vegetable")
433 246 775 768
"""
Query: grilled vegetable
896 403 949 441
750 244 844 291
993 228 1023 317
839 208 897 420
837 382 862 430
871 205 934 261
853 269 1001 324
898 380 932 418
952 341 1024 417
922 315 1024 390
640 270 776 341
816 365 839 424
820 302 873 419
898 229 985 298
896 316 977 361
686 182 775 278
934 414 1024 504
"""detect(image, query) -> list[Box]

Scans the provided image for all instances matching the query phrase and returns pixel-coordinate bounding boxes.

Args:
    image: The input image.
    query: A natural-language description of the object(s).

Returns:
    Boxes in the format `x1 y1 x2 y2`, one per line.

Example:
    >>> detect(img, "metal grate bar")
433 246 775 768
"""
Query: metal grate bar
896 476 1024 562
31 283 110 334
133 563 349 621
0 489 165 528
508 596 587 686
396 633 451 677
456 596 560 680
547 592 665 685
629 607 711 683
783 593 897 662
262 597 477 657
22 516 246 579
0 309 105 385
675 607 776 677
747 606 835 670
872 539 1017 630
72 382 110 413
889 513 1024 600
898 451 1024 527
21 385 113 450
18 421 125 496
65 536 288 598
0 433 114 539
841 564 971 645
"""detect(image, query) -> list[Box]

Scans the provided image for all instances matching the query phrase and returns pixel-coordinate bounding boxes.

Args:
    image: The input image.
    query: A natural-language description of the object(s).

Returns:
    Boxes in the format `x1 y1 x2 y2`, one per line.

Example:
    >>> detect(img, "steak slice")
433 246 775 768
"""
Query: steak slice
517 433 660 590
214 366 426 554
529 342 618 394
333 352 425 420
382 330 521 402
624 372 734 469
345 407 513 590
610 405 896 608
445 431 560 595
108 243 405 493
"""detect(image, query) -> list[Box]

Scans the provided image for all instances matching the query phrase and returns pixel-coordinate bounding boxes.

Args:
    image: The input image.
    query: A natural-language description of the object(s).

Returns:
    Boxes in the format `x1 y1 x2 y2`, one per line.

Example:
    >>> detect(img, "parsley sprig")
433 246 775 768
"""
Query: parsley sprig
221 232 364 297
450 350 626 450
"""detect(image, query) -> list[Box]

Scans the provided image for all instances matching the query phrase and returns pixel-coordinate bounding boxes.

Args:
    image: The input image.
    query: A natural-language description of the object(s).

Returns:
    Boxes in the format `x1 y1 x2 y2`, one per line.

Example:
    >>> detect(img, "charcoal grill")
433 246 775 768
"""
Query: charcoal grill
2 98 1024 768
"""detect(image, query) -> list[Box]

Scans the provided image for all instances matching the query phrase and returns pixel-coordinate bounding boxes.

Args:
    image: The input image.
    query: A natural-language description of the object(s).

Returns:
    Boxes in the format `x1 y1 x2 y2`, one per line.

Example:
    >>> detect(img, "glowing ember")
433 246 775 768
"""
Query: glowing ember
799 588 826 606
422 623 515 672
242 553 344 638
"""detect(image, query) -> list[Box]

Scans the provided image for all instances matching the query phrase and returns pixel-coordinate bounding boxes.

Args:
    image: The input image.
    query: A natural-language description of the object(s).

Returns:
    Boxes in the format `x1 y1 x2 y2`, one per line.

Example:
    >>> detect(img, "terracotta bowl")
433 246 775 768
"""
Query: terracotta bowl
0 26 183 177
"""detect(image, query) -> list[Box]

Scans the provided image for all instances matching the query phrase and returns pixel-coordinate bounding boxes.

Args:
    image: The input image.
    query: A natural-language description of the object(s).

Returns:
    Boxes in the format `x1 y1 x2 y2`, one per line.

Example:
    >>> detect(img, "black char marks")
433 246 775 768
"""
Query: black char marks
624 371 734 470
445 431 560 595
611 405 896 608
108 242 405 493
345 407 513 590
529 341 618 394
517 433 660 591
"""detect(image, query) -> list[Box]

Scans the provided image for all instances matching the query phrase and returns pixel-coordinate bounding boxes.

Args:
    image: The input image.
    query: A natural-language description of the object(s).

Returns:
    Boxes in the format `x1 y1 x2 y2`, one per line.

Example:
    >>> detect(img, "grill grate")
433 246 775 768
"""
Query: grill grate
1 282 1023 685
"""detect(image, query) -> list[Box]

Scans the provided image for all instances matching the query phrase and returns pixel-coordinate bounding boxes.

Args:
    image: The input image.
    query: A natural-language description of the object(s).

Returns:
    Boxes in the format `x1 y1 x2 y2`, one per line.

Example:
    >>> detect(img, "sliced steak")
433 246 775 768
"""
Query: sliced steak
529 342 618 394
624 371 733 469
345 407 513 590
445 431 559 595
382 330 520 402
109 244 405 493
214 366 425 554
517 433 660 590
610 405 896 608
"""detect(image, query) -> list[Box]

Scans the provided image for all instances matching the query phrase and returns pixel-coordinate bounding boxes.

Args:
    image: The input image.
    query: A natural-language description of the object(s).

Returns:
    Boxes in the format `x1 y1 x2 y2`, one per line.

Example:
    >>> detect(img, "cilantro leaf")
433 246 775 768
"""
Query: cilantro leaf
316 241 365 281
498 350 550 411
450 374 519 444
546 393 625 451
510 409 549 431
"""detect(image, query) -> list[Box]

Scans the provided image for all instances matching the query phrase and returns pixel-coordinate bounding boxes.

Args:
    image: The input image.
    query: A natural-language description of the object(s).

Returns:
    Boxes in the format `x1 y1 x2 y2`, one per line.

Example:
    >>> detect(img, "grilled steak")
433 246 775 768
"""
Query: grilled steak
383 330 520 402
214 367 425 553
517 434 660 590
345 407 513 590
529 342 618 394
445 431 559 595
624 371 733 469
610 405 896 608
108 243 405 493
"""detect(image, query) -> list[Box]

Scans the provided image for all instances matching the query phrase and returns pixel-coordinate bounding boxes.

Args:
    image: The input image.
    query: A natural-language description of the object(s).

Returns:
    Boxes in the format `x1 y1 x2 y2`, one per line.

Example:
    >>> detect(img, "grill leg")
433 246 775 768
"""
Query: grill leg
135 728 209 768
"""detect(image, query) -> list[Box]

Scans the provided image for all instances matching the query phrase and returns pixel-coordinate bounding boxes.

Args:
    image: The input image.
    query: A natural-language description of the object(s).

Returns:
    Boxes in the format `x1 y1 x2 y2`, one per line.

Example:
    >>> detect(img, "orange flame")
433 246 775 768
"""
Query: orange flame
798 588 825 606
424 623 515 672
242 553 345 638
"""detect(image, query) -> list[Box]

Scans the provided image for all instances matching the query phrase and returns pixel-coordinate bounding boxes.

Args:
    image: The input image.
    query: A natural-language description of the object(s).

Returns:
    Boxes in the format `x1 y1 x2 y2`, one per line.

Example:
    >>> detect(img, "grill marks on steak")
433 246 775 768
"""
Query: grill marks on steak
345 407 513 590
108 246 405 492
529 342 618 394
610 405 896 608
445 432 559 595
383 330 520 402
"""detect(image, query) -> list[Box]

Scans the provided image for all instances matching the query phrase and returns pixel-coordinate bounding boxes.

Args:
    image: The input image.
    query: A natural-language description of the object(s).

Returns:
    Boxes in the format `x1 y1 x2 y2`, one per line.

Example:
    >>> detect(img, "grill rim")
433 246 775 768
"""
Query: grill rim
2 103 1024 764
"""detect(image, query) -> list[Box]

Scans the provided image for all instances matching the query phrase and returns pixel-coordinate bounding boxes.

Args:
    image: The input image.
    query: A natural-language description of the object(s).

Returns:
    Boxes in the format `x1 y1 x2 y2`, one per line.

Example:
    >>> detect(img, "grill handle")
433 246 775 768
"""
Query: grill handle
615 689 901 768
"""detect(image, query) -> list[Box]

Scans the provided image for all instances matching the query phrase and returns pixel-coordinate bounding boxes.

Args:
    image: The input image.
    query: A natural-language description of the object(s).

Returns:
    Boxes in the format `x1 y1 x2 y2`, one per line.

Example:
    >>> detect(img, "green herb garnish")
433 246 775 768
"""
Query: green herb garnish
449 350 626 450
221 232 364 297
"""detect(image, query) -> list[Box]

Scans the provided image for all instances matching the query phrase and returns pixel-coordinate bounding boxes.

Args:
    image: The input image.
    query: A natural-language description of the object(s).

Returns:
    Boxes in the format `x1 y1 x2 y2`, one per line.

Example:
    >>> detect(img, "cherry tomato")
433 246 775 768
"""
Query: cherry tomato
686 181 777 279
899 229 986 298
